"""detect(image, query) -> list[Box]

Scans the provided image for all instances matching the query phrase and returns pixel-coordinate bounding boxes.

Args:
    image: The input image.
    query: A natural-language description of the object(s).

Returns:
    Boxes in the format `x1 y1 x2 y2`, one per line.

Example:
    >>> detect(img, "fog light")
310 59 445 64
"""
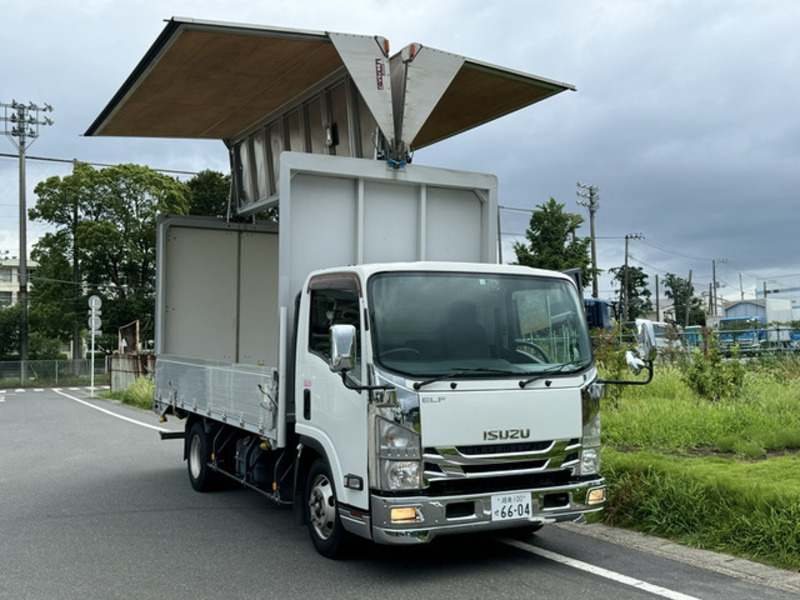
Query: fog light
390 507 421 523
587 487 605 505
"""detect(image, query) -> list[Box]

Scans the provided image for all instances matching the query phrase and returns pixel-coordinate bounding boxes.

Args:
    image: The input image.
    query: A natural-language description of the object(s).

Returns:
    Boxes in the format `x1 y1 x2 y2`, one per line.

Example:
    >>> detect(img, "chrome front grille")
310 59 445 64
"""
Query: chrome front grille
423 439 579 483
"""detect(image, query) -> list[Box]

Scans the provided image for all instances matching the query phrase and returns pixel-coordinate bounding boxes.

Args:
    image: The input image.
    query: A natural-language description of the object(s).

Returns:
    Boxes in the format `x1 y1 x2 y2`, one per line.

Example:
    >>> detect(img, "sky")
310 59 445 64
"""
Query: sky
2 0 799 314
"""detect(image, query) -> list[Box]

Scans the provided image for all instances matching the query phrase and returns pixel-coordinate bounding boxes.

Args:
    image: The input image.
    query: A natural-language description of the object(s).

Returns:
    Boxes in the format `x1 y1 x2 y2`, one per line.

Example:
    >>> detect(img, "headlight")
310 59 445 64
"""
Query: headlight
580 447 600 475
381 460 421 490
583 412 601 448
580 412 601 475
377 417 422 490
378 418 420 459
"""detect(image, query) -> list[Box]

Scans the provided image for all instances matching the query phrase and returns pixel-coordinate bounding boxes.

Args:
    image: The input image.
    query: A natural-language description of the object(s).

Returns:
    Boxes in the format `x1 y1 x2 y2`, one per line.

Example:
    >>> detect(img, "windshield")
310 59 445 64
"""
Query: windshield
368 271 593 378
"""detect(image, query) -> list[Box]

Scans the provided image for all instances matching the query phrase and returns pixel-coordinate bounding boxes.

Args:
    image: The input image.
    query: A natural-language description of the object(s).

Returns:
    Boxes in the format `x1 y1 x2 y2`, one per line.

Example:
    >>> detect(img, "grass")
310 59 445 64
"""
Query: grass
103 376 154 410
602 356 800 571
603 365 800 456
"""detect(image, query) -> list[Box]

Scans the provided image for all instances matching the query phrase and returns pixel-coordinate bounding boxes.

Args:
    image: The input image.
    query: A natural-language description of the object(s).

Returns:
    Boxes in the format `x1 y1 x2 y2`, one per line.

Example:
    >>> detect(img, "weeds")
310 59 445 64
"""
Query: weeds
104 376 154 410
603 351 800 571
683 331 745 401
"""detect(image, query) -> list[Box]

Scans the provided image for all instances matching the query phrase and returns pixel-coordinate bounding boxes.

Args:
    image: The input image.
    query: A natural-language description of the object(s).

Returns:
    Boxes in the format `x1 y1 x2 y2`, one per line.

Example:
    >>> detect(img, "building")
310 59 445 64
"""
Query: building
0 258 37 307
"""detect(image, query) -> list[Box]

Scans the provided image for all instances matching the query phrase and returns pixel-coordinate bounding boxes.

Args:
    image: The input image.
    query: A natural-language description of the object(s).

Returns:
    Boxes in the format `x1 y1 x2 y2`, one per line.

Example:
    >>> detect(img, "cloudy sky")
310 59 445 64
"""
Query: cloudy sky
2 0 798 312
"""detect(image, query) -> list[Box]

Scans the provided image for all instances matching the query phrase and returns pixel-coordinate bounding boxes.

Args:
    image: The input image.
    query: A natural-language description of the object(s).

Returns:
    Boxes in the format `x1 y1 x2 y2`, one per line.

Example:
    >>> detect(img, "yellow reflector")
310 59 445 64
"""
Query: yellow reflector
391 507 419 523
587 488 605 505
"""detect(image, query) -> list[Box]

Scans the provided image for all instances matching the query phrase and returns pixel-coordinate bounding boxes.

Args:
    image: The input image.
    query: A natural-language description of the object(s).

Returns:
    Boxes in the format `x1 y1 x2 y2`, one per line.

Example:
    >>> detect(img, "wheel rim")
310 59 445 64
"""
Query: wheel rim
189 434 202 480
308 473 336 540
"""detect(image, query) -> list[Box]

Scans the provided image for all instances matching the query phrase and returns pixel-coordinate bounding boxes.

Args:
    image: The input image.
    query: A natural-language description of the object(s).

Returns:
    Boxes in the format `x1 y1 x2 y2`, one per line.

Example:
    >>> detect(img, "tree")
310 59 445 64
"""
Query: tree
30 162 190 353
664 273 705 327
512 198 594 284
0 304 21 358
187 169 230 218
29 232 76 343
609 265 653 320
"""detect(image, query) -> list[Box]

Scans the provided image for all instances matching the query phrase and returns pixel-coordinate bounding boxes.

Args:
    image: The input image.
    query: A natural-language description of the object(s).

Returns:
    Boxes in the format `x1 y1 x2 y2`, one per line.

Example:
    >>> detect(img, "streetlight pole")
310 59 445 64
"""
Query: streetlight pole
1 100 54 378
576 182 599 298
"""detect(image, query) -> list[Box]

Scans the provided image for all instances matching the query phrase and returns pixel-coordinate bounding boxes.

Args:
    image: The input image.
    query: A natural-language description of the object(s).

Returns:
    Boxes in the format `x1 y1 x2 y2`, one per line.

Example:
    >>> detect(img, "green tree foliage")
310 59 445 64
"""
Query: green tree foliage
664 273 706 327
29 234 76 343
187 169 230 218
0 304 21 357
512 198 594 283
610 265 653 320
30 162 189 351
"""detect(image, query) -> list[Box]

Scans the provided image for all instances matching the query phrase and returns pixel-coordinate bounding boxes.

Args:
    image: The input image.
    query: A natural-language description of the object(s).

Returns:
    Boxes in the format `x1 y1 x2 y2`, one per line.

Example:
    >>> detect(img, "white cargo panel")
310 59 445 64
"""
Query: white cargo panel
155 217 279 365
277 151 497 317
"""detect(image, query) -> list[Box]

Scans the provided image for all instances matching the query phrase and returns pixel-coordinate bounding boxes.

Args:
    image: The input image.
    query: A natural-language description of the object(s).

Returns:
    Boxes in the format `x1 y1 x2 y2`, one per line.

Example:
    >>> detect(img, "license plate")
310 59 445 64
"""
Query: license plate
491 492 532 521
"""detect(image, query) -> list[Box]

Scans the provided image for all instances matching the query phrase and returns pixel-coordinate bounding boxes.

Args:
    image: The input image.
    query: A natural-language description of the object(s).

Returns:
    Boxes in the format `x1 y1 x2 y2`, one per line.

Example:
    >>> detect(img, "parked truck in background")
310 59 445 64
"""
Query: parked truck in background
87 18 653 557
584 298 617 331
718 298 793 354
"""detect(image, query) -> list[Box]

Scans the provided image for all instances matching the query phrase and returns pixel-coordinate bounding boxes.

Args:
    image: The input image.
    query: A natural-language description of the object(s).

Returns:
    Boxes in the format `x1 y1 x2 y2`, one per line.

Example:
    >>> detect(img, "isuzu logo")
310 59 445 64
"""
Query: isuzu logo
483 428 531 441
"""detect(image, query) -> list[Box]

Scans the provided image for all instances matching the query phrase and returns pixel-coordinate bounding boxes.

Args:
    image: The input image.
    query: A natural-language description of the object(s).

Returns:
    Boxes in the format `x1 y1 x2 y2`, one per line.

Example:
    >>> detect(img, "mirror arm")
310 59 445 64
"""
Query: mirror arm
597 360 654 386
338 370 395 392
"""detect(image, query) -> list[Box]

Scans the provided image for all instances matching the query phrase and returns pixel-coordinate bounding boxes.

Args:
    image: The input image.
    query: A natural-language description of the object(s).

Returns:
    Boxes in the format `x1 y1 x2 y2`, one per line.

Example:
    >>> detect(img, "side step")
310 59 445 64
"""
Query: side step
159 430 185 440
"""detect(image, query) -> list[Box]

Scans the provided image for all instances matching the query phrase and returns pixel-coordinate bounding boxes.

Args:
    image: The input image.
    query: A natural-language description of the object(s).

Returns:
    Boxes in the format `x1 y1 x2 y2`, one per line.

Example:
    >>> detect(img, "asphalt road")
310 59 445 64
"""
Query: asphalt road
1 386 798 600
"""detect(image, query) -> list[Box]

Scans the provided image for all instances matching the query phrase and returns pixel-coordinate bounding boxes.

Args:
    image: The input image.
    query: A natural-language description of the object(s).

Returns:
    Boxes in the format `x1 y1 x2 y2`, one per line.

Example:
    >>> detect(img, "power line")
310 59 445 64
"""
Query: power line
638 238 713 262
0 152 200 176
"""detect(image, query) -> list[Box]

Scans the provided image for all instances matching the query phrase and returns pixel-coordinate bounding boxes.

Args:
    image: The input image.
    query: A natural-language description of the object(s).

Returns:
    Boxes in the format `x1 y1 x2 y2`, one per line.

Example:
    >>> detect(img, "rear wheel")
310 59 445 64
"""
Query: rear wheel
187 422 219 492
305 458 349 558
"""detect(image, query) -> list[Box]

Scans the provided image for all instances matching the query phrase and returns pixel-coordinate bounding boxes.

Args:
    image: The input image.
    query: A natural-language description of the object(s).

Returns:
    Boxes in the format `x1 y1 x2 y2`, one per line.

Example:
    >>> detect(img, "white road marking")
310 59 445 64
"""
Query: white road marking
54 388 171 433
501 538 702 600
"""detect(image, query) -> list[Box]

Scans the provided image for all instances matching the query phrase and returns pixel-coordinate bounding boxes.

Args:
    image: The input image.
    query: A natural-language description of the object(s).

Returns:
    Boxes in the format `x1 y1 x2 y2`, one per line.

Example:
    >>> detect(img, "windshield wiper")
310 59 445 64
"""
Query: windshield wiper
518 363 578 388
412 367 520 390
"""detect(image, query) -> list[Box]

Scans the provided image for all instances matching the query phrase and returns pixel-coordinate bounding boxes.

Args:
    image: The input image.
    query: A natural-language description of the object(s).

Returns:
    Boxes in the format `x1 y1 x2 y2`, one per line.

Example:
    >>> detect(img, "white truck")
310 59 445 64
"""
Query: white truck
87 18 653 557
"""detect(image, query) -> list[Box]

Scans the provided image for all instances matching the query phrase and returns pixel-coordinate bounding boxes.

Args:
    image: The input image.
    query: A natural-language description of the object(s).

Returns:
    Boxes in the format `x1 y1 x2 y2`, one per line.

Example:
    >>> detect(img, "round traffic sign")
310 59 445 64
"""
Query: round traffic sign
88 295 102 310
88 315 102 330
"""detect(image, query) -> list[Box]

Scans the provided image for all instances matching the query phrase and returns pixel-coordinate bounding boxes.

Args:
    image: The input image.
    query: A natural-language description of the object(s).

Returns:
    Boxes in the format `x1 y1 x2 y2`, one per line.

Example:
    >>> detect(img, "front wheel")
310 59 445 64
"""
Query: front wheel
305 458 349 558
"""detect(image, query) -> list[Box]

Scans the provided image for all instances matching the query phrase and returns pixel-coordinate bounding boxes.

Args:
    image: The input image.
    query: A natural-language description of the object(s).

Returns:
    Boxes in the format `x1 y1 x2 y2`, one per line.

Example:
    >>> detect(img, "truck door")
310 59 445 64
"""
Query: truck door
296 273 368 510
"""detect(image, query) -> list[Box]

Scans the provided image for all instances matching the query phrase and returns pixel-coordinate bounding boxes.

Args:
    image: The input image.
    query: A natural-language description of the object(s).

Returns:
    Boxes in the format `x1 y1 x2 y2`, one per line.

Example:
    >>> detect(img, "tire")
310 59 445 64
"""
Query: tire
187 422 219 492
305 458 349 558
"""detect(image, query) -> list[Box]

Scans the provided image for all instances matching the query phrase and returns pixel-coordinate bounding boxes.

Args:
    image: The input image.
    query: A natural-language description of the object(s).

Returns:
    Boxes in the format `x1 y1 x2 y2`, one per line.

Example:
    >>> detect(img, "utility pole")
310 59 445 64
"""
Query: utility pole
712 260 717 316
622 233 644 322
576 182 599 297
1 100 54 377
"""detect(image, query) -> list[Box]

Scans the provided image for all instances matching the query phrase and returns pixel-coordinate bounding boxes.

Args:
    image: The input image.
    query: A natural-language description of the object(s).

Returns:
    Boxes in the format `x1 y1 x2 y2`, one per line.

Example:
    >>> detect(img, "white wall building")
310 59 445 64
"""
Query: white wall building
0 258 38 307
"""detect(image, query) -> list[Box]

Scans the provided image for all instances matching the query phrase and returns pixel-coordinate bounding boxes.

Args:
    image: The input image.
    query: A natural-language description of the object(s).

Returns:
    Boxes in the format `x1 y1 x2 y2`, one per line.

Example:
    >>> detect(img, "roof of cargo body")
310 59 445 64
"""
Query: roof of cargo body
85 17 574 149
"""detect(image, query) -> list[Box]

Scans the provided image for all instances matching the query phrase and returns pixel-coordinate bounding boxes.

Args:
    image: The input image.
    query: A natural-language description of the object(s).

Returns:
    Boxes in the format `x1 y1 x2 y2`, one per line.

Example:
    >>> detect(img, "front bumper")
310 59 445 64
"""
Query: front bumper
365 477 605 545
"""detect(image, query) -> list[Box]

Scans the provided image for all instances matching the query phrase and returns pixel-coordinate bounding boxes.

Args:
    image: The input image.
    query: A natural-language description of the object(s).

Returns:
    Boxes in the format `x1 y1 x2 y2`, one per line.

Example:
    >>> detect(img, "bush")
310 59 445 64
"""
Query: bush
683 331 744 401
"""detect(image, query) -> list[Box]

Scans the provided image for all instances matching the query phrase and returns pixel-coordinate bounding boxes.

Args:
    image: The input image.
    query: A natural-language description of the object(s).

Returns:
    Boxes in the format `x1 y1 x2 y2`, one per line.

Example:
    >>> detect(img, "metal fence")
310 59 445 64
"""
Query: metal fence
0 358 110 387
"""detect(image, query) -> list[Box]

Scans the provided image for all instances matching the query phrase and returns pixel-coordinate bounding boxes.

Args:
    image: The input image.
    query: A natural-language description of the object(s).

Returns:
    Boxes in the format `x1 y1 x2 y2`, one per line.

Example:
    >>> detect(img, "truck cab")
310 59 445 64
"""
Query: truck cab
718 316 766 354
296 262 604 552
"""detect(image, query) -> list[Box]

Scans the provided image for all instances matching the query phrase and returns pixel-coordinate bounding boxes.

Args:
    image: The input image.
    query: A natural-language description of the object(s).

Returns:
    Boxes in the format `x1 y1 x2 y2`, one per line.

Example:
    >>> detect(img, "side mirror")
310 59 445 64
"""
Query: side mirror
625 350 646 375
329 324 357 373
598 320 656 386
636 319 658 363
